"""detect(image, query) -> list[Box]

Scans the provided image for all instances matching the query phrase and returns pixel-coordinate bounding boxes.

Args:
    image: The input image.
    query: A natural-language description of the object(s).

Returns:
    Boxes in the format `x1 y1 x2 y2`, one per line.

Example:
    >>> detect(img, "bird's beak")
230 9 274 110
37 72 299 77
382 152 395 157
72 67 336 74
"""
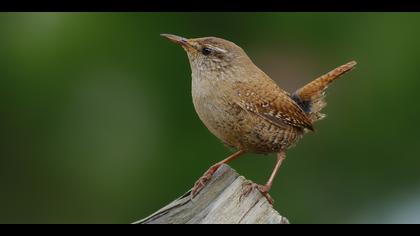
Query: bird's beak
160 34 190 47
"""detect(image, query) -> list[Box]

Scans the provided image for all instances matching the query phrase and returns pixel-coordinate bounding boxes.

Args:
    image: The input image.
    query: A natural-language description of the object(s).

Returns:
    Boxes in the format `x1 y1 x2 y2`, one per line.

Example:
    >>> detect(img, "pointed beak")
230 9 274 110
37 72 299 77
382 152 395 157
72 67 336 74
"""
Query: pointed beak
160 33 190 47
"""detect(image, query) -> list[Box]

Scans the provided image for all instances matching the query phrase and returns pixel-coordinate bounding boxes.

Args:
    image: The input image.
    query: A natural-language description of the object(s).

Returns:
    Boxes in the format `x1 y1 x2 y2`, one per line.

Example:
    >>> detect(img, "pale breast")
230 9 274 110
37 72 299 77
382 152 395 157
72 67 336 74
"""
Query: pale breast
191 88 242 148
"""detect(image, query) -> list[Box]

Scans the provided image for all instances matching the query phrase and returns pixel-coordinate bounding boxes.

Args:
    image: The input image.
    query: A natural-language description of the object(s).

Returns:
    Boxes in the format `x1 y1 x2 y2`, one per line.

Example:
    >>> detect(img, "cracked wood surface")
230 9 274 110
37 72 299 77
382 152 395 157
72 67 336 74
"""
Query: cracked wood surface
134 164 289 224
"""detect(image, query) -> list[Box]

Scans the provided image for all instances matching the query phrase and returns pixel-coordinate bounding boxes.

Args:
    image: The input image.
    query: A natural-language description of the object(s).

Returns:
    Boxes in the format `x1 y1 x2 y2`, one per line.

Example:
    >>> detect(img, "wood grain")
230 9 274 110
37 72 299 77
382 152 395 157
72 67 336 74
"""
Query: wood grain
134 164 289 224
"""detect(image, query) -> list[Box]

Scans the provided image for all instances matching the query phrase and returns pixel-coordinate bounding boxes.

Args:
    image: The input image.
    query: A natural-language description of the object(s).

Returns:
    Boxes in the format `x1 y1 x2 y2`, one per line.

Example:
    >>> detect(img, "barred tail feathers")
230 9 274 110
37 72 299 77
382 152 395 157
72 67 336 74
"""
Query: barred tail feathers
292 61 357 123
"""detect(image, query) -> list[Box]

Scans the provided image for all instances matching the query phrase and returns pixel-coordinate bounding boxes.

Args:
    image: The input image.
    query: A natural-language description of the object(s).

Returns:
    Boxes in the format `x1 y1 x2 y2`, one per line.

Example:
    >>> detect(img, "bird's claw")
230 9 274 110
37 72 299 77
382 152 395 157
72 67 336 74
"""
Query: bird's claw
240 182 274 205
191 175 210 198
190 165 220 199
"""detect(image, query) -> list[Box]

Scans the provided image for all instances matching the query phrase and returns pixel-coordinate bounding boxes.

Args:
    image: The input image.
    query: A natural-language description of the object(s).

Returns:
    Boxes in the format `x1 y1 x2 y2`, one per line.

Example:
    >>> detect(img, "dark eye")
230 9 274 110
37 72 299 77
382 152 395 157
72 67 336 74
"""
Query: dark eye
202 47 212 55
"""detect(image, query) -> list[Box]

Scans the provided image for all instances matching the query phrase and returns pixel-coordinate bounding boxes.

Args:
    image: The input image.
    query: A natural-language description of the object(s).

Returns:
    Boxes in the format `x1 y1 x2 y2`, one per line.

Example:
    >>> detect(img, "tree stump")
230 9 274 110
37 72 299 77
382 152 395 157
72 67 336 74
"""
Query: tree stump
134 164 289 224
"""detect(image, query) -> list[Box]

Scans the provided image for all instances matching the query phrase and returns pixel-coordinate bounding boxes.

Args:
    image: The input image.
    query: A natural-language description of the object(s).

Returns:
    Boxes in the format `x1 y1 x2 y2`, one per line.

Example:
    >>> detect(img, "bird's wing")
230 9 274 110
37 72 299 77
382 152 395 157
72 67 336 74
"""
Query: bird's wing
233 80 314 131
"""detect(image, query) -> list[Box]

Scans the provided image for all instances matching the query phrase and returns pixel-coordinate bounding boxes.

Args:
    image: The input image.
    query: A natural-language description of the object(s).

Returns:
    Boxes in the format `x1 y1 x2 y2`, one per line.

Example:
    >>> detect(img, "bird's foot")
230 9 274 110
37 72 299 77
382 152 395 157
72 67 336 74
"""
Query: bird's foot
190 164 221 199
240 182 274 205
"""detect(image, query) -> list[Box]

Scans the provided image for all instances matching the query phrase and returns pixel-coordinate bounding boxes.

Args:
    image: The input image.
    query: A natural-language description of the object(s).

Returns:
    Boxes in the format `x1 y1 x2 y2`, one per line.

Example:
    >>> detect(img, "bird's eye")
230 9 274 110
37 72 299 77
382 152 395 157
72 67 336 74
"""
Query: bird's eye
202 47 212 56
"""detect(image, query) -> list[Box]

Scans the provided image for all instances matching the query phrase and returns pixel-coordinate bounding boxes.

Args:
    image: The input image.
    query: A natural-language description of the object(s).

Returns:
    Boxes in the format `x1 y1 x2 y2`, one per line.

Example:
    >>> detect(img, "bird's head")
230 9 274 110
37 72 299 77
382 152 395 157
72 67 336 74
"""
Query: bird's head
161 34 251 75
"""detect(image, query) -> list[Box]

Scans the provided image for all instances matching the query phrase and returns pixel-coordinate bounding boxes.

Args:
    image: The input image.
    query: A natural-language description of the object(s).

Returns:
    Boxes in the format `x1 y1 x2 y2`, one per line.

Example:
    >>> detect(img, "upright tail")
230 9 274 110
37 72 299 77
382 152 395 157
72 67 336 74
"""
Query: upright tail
291 61 357 123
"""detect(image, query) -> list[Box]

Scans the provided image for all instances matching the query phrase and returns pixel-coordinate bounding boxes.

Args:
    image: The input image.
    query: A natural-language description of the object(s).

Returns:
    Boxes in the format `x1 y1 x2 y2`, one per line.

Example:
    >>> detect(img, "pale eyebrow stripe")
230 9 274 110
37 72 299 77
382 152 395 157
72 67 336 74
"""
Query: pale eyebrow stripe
205 44 227 53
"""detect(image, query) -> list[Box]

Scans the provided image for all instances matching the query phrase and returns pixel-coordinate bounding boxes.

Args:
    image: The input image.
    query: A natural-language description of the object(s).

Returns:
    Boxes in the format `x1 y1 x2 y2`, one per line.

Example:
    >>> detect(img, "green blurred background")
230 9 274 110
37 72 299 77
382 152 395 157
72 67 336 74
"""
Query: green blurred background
1 12 420 224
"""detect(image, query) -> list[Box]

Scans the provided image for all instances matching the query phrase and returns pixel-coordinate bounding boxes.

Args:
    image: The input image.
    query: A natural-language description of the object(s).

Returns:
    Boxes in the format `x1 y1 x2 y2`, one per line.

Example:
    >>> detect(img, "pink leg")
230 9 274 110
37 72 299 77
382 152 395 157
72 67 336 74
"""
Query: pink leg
191 150 245 198
241 151 286 205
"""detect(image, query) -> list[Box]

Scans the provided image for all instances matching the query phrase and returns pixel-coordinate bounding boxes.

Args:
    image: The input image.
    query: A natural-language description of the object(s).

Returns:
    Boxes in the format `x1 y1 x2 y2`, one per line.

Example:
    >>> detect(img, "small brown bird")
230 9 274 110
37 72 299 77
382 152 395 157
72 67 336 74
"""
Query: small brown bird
161 34 356 204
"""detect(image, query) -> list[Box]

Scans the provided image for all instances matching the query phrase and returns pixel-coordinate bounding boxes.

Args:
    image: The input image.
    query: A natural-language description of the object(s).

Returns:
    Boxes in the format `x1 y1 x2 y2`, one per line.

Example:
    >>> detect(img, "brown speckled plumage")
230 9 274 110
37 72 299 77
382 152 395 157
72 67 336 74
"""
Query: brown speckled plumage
161 34 357 204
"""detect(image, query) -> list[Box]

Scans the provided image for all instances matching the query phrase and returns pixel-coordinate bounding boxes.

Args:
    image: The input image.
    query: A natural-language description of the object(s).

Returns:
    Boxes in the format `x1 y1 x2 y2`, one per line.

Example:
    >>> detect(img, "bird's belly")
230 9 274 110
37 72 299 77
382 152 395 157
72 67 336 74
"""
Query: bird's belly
192 93 303 153
192 93 244 148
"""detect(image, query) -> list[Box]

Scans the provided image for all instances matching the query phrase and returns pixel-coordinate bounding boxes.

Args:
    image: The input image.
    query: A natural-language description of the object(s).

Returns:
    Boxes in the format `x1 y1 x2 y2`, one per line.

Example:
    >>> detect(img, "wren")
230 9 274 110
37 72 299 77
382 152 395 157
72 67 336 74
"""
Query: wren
161 34 356 204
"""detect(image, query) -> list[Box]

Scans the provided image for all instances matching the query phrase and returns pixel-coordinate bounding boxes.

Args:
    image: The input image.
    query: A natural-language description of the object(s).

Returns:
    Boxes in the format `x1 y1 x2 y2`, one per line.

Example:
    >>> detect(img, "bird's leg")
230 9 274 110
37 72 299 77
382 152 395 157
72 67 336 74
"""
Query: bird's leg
241 151 286 205
191 150 245 199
